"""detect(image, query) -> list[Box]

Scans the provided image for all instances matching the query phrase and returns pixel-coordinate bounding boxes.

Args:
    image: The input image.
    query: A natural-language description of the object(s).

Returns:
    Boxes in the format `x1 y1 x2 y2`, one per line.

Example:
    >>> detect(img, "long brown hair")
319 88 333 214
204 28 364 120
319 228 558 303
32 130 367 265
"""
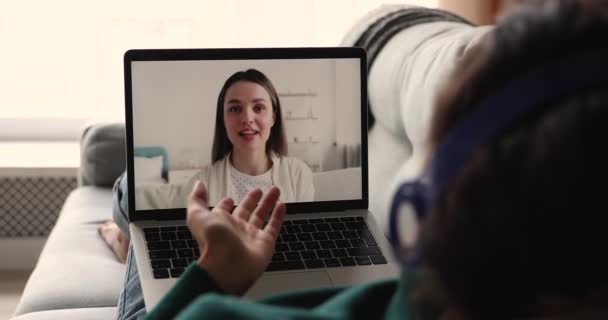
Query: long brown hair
211 69 287 163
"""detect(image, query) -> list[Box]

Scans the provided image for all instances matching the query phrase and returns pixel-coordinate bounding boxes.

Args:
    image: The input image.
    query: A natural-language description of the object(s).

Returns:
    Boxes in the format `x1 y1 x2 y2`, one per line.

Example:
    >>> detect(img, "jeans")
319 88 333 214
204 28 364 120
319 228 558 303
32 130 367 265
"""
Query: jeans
113 173 147 320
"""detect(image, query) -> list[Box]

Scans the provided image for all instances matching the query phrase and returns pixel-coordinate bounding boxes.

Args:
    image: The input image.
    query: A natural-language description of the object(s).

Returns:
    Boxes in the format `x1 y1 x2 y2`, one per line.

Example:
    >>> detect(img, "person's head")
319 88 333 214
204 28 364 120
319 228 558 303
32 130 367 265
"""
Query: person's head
212 69 287 162
410 0 608 318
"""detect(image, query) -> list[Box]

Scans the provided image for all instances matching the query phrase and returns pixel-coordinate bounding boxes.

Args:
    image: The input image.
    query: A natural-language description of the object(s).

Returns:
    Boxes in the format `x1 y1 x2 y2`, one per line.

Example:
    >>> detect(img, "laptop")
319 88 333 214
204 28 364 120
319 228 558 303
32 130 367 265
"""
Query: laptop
124 47 400 310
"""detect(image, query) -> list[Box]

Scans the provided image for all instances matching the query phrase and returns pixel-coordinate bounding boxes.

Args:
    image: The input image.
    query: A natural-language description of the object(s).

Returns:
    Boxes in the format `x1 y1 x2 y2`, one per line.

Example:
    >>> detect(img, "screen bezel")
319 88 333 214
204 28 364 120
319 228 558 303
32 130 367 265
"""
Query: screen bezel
124 47 368 222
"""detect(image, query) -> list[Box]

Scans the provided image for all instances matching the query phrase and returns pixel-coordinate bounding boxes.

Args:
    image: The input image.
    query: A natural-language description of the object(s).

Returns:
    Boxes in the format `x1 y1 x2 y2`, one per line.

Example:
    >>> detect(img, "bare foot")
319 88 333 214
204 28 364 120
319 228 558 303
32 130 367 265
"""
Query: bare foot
98 220 130 264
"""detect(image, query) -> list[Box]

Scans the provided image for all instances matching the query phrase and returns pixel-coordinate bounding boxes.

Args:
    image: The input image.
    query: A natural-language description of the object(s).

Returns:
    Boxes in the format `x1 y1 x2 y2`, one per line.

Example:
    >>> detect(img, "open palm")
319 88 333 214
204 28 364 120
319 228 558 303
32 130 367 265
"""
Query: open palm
186 181 286 296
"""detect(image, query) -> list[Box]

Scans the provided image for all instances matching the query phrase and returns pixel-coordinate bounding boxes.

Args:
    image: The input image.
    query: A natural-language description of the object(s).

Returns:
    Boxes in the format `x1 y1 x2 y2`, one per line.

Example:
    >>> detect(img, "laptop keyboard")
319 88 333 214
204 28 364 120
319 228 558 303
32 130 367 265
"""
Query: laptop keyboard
143 216 387 279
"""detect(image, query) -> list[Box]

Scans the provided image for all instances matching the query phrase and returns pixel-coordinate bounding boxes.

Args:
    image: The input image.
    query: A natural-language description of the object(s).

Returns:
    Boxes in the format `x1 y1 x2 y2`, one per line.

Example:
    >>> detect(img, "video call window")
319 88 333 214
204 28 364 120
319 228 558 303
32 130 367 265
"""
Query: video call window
131 58 362 210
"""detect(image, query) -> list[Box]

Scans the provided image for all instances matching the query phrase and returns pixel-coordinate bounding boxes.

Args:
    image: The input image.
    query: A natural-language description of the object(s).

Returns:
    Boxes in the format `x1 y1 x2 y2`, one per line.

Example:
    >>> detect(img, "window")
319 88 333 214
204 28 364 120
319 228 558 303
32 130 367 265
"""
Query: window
0 0 437 141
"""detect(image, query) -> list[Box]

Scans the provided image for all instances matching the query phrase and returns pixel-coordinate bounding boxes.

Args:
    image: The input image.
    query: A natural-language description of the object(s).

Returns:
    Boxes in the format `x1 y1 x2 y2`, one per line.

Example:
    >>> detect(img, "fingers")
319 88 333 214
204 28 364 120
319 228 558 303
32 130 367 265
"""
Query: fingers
233 188 263 221
187 180 208 209
248 186 281 228
213 197 235 214
187 181 211 229
264 201 286 238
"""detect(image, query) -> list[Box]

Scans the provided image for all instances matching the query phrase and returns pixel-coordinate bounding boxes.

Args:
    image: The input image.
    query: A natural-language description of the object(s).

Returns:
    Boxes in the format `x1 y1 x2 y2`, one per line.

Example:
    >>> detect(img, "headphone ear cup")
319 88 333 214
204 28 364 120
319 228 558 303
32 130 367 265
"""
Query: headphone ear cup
397 181 429 219
388 181 429 251
409 182 429 221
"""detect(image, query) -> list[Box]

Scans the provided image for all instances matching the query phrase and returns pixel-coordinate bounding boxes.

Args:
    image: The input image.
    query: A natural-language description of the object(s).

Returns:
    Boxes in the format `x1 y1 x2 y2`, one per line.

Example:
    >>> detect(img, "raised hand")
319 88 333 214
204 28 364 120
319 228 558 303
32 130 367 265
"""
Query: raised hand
186 180 286 296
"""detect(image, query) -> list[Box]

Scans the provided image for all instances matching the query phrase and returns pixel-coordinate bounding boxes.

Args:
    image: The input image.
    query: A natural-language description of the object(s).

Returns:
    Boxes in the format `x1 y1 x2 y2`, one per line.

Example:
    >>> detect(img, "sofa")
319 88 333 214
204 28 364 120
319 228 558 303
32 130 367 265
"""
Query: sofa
12 6 490 319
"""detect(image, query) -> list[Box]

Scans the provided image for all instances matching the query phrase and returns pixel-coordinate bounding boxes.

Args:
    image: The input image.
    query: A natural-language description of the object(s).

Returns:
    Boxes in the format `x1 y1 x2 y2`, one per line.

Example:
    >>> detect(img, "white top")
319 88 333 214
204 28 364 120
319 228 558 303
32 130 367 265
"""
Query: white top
195 153 315 205
135 153 315 209
229 162 273 204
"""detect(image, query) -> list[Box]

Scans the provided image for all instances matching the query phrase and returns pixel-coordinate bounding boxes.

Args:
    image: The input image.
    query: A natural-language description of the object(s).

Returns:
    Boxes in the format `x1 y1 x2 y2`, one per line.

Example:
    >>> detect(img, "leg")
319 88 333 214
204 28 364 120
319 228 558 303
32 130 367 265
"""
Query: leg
99 172 131 262
98 221 130 263
106 173 147 318
112 171 131 237
116 243 147 320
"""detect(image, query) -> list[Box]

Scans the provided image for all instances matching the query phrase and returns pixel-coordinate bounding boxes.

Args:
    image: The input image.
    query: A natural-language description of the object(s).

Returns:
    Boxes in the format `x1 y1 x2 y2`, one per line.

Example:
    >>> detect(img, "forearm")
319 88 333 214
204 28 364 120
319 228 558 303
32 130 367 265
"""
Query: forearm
144 263 225 320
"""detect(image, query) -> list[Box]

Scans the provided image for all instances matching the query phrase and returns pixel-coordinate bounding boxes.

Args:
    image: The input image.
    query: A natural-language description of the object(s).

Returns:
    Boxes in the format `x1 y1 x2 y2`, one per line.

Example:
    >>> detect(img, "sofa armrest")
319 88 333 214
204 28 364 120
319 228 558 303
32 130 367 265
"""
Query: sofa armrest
79 123 126 187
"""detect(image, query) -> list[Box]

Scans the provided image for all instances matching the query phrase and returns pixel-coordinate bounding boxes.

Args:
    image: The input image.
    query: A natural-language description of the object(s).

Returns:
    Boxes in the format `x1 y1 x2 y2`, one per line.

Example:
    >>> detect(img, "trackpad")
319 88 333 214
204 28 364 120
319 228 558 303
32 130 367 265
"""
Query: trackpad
245 271 333 299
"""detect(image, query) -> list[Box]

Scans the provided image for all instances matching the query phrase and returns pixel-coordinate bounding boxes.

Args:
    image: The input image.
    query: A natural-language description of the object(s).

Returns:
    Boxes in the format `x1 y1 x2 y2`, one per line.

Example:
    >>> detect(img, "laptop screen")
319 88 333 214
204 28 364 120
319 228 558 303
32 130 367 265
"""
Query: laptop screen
125 49 367 216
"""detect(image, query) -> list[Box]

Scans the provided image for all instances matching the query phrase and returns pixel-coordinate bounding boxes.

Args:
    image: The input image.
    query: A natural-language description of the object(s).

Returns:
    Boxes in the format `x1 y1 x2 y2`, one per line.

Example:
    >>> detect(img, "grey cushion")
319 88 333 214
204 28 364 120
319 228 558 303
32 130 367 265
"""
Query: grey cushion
367 124 412 230
14 187 125 316
11 307 117 320
79 123 126 187
342 6 492 231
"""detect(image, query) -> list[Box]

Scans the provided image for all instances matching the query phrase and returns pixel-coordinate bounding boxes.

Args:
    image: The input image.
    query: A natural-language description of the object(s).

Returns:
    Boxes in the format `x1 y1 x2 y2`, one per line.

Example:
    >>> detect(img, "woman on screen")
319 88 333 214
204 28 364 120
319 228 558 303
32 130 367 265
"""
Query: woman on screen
190 69 314 205
134 69 314 210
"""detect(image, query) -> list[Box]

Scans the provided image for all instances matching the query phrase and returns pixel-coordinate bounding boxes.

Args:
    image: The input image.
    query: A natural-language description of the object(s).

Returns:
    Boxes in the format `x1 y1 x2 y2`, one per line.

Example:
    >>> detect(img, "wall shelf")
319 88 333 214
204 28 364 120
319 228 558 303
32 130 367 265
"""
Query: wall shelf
285 116 319 121
278 92 317 97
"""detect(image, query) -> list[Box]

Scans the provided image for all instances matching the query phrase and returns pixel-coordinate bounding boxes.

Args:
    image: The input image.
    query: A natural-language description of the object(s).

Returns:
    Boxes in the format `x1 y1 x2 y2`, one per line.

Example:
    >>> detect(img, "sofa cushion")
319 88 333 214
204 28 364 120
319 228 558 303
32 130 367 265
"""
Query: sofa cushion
14 187 124 316
343 7 493 232
79 123 126 187
367 124 412 231
313 167 362 202
342 5 473 130
368 21 491 141
11 307 117 320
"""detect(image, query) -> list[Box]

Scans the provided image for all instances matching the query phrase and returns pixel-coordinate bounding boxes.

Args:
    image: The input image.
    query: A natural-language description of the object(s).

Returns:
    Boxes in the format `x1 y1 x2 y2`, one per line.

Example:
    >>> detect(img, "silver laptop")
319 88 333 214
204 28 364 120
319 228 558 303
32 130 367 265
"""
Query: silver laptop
123 47 400 310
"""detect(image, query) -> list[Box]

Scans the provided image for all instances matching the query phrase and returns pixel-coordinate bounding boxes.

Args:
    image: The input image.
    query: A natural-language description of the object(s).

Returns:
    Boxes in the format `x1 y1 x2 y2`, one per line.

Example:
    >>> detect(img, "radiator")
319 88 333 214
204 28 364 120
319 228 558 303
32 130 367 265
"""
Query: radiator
0 169 77 238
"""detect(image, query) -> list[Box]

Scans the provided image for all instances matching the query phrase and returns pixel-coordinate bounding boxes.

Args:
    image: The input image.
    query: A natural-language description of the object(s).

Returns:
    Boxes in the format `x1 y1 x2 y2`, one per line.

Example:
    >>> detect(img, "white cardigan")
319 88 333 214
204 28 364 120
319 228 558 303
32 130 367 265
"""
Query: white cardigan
192 153 314 205
135 154 314 209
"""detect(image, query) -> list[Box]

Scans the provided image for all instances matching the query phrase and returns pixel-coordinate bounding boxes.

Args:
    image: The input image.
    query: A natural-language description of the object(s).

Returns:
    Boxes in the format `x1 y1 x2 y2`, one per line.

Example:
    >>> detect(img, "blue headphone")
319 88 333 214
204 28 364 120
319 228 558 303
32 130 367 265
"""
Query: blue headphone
387 49 608 266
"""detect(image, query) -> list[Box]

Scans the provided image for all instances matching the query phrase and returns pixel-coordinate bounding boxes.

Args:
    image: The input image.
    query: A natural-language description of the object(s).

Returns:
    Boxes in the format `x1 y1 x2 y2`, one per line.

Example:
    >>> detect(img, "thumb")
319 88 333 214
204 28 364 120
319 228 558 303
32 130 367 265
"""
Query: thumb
189 180 208 208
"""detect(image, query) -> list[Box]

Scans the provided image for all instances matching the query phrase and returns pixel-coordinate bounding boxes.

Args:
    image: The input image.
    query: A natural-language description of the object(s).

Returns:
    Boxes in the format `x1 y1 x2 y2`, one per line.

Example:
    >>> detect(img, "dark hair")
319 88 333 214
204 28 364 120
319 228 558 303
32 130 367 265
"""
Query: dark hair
423 0 608 318
211 69 287 162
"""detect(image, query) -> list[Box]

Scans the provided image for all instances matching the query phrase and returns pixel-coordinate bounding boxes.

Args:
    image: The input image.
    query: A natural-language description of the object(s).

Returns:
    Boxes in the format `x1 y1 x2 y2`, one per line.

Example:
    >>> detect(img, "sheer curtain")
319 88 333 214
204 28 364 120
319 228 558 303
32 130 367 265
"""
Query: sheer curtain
0 0 437 140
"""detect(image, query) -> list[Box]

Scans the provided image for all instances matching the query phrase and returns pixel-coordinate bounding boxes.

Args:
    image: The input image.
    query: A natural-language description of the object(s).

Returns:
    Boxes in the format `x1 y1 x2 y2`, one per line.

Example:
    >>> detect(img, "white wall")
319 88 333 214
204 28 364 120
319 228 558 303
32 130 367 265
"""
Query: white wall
2 1 437 125
131 58 361 172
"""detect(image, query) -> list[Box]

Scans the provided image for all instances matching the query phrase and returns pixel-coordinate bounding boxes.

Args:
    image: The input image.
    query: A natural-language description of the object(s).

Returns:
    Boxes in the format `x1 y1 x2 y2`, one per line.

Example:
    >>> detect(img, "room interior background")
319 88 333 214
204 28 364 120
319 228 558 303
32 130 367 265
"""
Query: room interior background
132 59 361 175
0 2 535 319
0 0 521 269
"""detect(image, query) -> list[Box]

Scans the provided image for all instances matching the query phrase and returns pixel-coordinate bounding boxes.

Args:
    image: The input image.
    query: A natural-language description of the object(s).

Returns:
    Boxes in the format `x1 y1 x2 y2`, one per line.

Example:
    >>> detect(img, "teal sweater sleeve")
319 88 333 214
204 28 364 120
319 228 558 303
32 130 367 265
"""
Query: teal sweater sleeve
144 263 409 320
144 263 225 319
